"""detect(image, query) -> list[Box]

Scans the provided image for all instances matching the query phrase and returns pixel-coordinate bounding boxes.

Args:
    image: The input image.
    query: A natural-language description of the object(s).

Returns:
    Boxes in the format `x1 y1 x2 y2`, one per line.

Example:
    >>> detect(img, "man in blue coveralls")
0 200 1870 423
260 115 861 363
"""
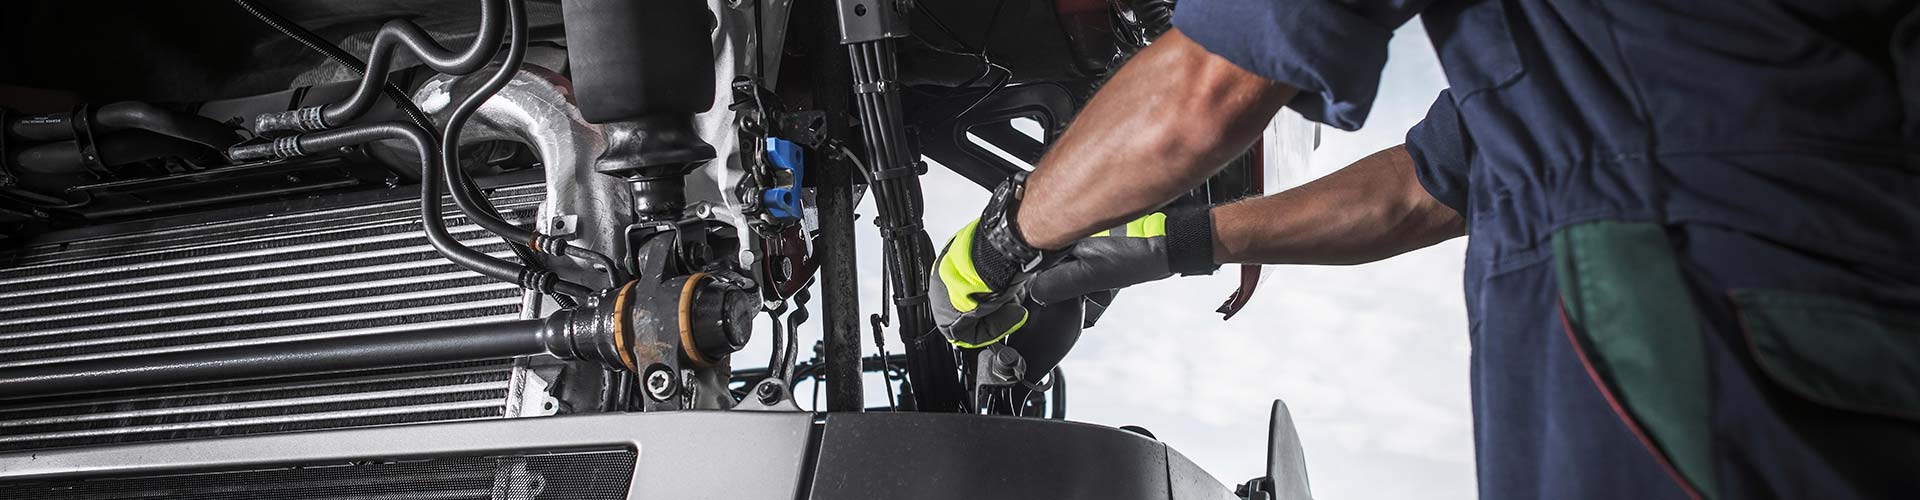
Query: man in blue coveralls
928 0 1918 498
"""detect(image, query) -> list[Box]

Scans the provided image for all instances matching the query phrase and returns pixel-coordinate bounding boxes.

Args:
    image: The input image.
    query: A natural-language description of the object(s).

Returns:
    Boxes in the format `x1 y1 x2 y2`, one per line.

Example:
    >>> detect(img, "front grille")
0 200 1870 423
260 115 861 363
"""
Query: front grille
0 185 545 452
0 449 638 500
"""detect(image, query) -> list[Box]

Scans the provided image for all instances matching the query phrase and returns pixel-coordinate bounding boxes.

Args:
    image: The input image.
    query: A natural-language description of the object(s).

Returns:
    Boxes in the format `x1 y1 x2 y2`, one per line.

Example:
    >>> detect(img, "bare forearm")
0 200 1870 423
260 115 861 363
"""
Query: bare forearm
1018 28 1297 250
1213 144 1465 265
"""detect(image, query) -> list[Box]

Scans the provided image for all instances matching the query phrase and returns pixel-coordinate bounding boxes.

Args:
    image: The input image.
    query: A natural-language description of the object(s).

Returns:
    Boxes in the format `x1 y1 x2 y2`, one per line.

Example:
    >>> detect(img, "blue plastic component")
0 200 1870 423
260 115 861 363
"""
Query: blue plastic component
763 137 805 220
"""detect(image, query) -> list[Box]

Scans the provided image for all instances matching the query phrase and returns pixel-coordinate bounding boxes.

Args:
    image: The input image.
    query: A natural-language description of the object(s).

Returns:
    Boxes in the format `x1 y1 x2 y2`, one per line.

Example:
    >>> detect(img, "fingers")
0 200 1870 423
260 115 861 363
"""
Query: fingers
1028 237 1170 304
1029 259 1107 305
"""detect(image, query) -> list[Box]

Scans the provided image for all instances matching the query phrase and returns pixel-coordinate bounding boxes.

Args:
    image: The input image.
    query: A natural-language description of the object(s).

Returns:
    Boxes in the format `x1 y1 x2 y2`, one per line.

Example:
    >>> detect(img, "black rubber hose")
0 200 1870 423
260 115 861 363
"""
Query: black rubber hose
443 0 536 247
229 0 442 135
232 0 580 304
232 123 594 298
95 102 244 150
12 132 213 175
441 0 620 280
240 0 506 134
3 102 241 150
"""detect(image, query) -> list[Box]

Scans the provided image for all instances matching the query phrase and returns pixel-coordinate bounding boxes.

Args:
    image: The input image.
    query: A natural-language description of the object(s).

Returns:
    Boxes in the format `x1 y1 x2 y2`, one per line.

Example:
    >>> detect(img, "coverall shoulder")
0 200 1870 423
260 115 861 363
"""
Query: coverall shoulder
1176 0 1920 498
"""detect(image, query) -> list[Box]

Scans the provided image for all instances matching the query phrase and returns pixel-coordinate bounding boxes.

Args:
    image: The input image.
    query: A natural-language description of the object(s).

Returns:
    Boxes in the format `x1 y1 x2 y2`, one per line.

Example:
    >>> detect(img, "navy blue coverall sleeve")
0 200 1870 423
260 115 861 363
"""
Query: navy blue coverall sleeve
1403 89 1469 215
1171 0 1433 130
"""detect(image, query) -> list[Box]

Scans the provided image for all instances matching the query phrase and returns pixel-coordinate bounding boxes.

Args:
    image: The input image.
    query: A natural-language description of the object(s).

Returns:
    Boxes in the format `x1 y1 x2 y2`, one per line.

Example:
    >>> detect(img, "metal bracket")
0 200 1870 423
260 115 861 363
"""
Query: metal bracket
834 0 909 44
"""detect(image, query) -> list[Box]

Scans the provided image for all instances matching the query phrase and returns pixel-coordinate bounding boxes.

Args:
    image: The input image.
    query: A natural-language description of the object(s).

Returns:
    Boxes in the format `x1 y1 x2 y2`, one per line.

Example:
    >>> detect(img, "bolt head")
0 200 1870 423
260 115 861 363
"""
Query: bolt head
644 368 676 399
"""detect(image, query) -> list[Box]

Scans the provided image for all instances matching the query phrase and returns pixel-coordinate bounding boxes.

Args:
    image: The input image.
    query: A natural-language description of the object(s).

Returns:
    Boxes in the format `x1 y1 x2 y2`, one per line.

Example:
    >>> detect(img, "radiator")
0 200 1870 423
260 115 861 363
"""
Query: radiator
0 184 545 452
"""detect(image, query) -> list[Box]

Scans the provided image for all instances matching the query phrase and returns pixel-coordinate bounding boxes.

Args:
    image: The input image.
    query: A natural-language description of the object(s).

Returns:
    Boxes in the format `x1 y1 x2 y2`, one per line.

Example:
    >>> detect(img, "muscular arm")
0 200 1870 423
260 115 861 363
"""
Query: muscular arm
1018 28 1296 250
1213 144 1465 265
1015 28 1460 266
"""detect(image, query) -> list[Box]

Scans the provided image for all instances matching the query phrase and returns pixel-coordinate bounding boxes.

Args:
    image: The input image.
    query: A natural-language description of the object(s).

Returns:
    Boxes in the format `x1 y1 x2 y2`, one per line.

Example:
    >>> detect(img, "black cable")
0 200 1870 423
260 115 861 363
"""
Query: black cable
245 0 509 134
231 123 594 299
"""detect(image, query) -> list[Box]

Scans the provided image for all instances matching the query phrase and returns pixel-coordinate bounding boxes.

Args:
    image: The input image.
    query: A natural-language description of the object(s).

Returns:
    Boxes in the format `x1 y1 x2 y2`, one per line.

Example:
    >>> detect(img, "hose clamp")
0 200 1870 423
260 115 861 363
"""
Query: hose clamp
270 136 306 159
295 106 327 131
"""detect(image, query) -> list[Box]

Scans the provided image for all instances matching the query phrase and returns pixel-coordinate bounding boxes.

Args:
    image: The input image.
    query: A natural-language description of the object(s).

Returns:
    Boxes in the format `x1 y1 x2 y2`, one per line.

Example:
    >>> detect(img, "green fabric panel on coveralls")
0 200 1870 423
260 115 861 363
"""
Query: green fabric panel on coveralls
1552 221 1718 498
1734 289 1920 422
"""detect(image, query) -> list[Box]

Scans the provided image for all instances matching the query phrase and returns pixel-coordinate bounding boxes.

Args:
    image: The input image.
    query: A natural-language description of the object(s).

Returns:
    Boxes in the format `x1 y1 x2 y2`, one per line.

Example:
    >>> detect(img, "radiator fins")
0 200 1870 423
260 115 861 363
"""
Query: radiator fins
0 185 546 452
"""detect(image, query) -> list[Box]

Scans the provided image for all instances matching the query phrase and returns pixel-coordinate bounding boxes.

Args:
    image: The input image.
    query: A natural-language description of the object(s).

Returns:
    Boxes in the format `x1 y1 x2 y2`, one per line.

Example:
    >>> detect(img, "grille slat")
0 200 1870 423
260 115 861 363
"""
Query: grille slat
0 228 517 297
0 381 510 427
0 365 510 415
0 400 506 445
0 261 511 323
0 448 638 500
0 184 544 452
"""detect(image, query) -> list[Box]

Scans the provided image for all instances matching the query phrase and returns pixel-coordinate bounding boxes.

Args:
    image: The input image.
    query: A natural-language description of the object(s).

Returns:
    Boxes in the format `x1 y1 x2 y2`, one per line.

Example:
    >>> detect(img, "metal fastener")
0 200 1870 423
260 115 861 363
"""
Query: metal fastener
644 365 676 401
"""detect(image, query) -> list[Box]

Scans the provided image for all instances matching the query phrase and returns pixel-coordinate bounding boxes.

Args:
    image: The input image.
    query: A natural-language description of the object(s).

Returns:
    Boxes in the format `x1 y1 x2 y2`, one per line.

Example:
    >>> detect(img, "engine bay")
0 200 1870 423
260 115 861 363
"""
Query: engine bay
0 3 1296 497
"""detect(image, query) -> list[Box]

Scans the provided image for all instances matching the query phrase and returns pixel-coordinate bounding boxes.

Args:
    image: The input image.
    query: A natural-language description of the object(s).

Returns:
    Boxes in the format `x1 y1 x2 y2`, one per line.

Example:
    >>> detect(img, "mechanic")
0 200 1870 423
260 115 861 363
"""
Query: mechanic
928 1 1918 498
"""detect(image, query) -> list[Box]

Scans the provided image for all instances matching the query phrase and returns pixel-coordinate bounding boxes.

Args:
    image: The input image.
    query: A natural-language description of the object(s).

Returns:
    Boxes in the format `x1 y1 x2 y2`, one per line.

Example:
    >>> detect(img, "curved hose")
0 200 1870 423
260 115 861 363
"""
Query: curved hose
231 123 594 299
95 102 244 150
229 0 442 135
232 0 587 303
4 102 241 150
442 0 537 248
440 0 621 279
246 0 507 134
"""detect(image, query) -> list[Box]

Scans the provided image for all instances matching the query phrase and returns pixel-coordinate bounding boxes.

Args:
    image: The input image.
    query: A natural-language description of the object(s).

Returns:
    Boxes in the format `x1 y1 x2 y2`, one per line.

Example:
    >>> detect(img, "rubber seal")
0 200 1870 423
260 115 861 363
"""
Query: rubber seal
611 280 638 372
679 272 715 368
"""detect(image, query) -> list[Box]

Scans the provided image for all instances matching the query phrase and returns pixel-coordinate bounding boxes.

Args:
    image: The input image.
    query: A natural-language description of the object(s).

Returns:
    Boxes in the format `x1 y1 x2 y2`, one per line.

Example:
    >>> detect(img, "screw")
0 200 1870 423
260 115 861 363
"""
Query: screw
644 366 676 401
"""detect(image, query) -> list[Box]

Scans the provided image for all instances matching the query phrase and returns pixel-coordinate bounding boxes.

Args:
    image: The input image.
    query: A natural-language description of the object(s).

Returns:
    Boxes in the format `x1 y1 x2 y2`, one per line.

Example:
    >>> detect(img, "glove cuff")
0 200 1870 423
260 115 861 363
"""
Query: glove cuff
1164 206 1218 276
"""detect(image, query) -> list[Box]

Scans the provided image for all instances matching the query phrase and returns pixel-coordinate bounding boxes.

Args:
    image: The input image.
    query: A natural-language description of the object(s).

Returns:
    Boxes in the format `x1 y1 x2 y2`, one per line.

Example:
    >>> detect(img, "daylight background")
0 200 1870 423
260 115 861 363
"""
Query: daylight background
740 21 1470 500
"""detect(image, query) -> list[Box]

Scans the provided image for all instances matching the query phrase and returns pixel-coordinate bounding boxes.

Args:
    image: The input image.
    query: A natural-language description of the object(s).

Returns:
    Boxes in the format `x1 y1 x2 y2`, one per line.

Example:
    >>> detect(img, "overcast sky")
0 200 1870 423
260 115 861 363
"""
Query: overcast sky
748 20 1470 499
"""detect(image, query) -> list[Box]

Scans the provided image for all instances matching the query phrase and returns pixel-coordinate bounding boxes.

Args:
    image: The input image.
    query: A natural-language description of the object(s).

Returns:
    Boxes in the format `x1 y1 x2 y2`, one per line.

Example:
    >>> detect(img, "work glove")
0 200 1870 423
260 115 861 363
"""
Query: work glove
1027 206 1218 305
931 172 1064 349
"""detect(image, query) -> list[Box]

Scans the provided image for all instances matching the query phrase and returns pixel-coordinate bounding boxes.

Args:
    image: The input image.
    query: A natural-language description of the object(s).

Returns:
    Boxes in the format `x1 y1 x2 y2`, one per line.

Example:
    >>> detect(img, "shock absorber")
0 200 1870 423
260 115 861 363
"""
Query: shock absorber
832 0 968 412
559 0 717 221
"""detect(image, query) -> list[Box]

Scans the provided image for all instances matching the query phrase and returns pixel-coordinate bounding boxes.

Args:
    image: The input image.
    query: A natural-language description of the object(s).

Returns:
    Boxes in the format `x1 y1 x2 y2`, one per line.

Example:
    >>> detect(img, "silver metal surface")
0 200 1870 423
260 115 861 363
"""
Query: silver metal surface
414 64 627 291
0 411 818 500
693 0 763 270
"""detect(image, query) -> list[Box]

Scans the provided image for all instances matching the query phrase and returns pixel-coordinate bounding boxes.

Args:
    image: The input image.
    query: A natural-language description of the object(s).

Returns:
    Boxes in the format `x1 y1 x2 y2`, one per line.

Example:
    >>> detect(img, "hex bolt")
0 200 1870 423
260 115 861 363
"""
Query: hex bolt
756 381 780 404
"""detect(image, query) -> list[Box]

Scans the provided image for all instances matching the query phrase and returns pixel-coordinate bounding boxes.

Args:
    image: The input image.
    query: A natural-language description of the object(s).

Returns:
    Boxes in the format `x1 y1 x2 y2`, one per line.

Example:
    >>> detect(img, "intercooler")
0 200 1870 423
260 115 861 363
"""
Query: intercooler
0 183 547 452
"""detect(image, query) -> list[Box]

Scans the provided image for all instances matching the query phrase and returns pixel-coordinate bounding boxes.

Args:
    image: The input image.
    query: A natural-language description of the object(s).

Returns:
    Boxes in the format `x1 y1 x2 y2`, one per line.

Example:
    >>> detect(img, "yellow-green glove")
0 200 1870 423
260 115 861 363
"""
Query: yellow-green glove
930 172 1062 348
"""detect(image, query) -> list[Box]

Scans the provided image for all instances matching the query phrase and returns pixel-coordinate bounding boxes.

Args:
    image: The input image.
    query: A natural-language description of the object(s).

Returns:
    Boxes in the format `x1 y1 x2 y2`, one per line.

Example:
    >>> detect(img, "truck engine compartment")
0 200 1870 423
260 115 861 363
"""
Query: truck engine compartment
0 0 1301 498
